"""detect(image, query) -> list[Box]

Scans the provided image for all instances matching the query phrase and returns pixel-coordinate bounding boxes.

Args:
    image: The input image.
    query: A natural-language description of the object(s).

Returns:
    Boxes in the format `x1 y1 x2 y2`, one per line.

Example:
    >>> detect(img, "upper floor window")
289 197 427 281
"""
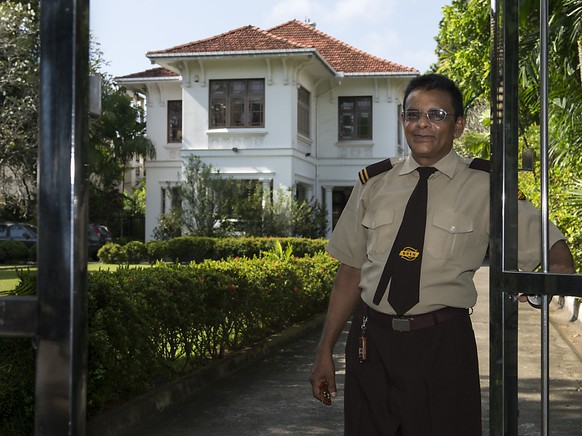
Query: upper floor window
209 79 265 128
338 96 372 140
167 100 182 143
298 86 310 137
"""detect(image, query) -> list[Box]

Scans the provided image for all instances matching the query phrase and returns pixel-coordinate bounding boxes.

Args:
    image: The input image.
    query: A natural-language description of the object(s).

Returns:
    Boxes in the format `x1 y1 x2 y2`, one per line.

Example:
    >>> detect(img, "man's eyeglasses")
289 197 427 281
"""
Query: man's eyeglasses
402 108 455 123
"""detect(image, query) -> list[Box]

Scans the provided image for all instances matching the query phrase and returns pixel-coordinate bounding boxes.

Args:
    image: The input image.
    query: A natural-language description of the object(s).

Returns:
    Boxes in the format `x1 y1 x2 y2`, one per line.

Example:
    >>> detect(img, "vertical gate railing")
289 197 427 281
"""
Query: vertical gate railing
490 1 582 435
0 0 90 434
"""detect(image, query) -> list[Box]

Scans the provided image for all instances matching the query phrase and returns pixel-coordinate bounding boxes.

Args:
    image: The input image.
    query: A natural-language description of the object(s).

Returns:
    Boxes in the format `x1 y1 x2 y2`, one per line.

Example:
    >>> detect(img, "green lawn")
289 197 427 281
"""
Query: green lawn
0 263 123 293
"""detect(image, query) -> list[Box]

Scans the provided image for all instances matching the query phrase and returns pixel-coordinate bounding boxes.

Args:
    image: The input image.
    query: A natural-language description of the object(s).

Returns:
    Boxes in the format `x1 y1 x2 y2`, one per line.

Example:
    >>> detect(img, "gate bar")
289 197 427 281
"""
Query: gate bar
36 0 89 434
490 0 520 434
539 0 550 432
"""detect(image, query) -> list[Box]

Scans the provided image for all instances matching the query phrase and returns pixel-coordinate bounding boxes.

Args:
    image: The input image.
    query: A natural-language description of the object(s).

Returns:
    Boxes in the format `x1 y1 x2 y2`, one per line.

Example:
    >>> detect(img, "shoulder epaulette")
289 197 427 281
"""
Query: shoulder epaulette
358 158 394 184
469 158 490 173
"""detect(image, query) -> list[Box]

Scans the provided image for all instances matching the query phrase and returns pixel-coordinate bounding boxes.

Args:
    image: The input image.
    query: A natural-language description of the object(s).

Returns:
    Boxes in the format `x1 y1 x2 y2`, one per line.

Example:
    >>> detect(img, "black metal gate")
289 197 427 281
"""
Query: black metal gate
0 0 89 434
490 1 582 435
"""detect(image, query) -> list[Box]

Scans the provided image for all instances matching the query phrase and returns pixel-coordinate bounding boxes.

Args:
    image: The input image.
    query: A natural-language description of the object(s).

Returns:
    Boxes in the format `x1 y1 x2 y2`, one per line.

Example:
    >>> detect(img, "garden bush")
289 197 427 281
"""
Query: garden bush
0 252 338 434
97 236 328 265
0 240 31 263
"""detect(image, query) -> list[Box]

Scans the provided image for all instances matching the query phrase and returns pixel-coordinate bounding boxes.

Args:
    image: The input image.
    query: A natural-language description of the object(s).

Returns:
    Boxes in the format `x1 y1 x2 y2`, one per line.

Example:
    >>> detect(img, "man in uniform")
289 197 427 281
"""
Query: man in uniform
309 73 575 435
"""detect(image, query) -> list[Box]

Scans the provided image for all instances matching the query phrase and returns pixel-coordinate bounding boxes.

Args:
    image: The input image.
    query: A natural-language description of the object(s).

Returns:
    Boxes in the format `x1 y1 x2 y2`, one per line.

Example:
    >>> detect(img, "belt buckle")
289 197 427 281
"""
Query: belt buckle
392 317 412 332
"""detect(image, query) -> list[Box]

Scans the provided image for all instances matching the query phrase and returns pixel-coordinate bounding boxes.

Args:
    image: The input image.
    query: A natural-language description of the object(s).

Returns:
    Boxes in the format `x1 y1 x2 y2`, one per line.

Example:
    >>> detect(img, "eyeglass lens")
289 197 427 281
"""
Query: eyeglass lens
404 109 448 122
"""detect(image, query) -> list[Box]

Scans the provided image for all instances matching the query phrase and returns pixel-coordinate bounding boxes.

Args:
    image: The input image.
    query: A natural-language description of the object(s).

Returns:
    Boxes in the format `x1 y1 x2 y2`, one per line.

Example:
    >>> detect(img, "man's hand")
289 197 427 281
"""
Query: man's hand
519 239 576 304
309 353 336 405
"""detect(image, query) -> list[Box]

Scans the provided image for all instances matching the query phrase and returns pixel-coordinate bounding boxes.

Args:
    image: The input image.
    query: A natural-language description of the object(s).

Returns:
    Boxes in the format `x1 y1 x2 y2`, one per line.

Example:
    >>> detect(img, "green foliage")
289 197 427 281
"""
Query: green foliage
124 240 148 263
179 156 221 236
97 236 328 264
291 199 328 238
174 157 328 239
123 179 146 215
0 1 40 220
0 338 35 435
434 0 491 110
152 212 183 241
260 240 293 261
0 1 154 225
0 240 31 263
97 242 127 264
0 253 338 430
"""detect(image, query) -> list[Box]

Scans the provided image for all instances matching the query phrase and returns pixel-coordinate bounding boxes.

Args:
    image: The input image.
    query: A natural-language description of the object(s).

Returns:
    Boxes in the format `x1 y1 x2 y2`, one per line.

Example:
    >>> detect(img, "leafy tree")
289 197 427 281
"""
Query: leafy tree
179 155 222 236
433 0 491 111
123 179 146 215
0 1 155 229
0 1 40 220
172 156 327 239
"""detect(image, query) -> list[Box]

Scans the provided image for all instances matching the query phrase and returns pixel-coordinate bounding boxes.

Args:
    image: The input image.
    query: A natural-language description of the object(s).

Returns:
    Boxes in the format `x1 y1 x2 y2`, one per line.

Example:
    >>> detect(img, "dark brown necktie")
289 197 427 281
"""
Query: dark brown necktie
373 166 436 316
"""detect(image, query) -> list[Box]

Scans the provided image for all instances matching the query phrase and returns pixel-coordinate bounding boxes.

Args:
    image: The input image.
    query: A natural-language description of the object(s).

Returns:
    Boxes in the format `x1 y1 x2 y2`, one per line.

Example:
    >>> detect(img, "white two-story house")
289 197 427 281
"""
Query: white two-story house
117 19 419 240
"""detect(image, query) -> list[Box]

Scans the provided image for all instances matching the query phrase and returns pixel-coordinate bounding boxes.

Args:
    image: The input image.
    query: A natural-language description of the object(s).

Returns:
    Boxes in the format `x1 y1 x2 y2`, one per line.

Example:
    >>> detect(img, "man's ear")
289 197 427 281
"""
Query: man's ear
454 116 466 139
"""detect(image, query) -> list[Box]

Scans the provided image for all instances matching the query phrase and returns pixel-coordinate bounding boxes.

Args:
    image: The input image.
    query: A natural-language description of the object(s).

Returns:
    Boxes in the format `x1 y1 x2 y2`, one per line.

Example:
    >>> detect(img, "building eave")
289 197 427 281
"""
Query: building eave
147 48 339 77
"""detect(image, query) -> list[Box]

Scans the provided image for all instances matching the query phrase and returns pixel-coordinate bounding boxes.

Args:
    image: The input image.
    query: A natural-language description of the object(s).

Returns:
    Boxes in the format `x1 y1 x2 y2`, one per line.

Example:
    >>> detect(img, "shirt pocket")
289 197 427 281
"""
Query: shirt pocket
361 209 396 256
425 210 474 260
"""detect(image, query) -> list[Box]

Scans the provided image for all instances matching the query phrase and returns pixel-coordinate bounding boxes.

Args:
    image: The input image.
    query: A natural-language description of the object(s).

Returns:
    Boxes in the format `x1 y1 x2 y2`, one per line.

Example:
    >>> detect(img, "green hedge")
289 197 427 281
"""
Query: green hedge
98 236 328 264
0 252 338 434
0 240 34 264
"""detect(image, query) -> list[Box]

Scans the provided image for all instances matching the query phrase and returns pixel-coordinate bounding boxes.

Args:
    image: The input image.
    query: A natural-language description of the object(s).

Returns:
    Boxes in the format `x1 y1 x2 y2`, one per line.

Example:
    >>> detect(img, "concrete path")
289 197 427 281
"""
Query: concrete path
117 267 582 435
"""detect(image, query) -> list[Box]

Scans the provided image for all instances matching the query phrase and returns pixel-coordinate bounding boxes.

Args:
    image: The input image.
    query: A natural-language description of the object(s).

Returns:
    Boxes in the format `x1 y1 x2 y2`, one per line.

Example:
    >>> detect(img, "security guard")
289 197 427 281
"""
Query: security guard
309 74 575 435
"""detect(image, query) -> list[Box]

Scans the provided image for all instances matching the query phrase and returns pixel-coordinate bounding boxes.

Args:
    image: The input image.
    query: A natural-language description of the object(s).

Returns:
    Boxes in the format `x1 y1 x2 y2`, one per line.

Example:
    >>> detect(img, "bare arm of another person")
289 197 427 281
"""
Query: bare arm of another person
519 239 576 302
548 239 576 274
310 263 362 404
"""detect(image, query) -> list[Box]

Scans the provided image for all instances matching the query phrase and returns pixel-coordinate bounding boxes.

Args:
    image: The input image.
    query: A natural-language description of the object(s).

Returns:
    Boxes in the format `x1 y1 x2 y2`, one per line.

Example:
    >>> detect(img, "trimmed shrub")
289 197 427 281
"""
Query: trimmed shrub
0 240 30 263
97 242 127 264
124 241 148 263
0 252 338 433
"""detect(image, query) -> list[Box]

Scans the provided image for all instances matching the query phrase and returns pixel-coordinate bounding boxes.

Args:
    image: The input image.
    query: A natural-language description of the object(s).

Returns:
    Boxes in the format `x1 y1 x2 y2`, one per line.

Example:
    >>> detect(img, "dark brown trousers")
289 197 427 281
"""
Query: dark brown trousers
344 304 482 436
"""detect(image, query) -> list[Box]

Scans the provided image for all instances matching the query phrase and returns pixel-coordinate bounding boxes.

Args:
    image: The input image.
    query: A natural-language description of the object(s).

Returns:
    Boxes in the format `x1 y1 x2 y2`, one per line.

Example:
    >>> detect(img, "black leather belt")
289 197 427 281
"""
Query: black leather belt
365 305 469 332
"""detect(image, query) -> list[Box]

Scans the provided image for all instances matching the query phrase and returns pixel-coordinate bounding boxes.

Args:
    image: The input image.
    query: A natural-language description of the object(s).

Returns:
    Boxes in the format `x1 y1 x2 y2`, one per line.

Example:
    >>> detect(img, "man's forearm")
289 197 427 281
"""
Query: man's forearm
549 239 576 274
316 264 362 354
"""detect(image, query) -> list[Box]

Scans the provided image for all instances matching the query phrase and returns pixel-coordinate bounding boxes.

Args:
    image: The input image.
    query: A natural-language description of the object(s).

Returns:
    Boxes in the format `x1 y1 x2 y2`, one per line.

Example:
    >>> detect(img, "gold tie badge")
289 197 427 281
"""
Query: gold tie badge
399 247 419 261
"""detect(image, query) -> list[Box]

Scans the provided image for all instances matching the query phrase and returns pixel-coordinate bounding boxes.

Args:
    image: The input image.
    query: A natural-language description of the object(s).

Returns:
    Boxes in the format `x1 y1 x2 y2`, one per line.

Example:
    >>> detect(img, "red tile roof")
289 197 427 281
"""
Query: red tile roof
118 67 179 80
268 20 416 74
144 19 416 76
148 25 306 55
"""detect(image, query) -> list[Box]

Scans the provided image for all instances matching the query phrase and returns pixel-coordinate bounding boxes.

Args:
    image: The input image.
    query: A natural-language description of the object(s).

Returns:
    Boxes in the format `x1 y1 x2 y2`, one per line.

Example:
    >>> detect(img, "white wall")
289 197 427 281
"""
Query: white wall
136 58 412 240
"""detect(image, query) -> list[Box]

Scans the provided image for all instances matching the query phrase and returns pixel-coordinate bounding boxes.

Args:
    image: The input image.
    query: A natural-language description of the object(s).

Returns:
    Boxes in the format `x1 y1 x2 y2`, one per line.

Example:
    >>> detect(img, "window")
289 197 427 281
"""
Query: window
298 86 310 137
209 79 265 128
338 96 372 140
167 100 182 143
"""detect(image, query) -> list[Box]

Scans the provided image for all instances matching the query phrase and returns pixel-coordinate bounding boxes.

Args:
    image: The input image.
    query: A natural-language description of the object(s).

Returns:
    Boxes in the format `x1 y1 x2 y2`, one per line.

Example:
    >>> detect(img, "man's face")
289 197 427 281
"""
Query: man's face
401 89 465 166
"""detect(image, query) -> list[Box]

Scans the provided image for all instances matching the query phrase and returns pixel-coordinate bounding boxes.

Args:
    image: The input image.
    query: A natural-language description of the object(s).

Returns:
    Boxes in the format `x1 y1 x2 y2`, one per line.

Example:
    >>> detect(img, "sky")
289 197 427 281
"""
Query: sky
90 0 452 78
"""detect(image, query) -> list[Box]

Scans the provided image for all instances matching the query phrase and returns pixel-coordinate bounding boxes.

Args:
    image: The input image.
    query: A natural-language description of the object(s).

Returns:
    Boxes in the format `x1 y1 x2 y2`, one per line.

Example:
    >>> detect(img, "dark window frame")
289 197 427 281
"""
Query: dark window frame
338 96 373 140
209 79 265 129
298 86 310 137
167 100 183 143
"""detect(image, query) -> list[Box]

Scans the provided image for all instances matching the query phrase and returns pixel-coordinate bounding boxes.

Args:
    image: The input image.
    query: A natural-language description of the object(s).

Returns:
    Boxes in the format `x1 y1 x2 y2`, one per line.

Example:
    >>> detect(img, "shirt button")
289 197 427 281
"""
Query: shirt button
450 225 456 232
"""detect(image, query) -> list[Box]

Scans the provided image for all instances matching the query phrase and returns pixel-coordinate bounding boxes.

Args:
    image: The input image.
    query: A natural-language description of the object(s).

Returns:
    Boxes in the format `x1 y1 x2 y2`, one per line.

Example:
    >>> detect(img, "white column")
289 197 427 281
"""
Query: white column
306 186 314 202
262 180 271 209
324 186 333 238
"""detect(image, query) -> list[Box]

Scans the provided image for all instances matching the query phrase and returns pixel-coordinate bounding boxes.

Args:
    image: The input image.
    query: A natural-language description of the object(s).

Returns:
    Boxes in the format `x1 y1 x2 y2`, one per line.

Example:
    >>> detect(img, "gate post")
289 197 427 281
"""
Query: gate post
36 0 89 434
489 0 520 434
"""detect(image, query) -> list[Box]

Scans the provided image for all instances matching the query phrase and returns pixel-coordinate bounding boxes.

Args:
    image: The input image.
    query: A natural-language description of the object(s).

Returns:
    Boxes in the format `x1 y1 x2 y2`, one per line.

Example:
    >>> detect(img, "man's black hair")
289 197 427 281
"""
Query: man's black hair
403 73 464 118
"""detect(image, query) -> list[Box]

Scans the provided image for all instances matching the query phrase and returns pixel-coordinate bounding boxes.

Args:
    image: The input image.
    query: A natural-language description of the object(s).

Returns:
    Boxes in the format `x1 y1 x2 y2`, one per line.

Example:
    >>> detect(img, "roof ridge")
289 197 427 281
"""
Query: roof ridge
148 24 306 55
268 19 414 71
147 25 256 55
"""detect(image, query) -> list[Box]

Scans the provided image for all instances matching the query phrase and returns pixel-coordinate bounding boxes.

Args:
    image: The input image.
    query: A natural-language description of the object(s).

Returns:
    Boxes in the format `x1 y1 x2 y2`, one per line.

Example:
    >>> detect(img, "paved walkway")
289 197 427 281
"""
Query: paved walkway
116 267 582 435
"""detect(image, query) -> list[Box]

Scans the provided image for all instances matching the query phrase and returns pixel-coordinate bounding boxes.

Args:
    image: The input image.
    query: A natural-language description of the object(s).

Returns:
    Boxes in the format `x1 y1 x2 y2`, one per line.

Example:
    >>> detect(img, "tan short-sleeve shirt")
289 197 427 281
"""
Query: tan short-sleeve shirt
327 150 565 315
